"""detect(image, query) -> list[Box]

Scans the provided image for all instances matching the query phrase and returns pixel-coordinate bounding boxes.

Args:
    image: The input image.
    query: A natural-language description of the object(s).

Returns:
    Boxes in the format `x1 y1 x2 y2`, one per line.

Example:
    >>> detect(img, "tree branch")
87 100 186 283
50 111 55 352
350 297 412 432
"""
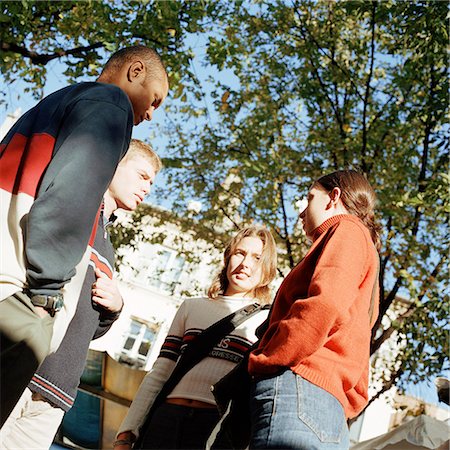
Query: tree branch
1 41 104 65
365 366 404 413
291 0 365 103
372 254 446 354
279 183 295 269
361 1 377 172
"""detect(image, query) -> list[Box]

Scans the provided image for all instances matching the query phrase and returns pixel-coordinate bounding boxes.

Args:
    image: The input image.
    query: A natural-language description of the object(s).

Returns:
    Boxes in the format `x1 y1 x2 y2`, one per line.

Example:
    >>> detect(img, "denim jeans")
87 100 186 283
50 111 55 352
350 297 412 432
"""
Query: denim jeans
249 370 349 450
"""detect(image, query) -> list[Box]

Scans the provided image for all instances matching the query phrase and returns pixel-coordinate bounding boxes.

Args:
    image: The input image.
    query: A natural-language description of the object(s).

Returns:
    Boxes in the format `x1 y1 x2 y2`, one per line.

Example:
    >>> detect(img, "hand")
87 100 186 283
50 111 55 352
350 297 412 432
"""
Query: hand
92 268 123 313
113 431 135 449
34 306 49 318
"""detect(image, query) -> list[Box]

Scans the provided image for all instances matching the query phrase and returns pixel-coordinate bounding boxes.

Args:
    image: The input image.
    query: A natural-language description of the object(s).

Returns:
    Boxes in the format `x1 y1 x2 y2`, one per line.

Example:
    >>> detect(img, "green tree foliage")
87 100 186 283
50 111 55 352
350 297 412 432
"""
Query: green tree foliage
2 0 448 408
160 0 449 404
0 0 217 100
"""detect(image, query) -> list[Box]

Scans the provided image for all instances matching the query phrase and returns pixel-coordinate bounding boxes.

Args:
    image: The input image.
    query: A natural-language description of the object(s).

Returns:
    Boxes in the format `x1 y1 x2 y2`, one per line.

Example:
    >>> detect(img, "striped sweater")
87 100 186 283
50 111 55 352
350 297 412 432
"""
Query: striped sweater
0 82 132 351
29 209 120 411
118 296 268 439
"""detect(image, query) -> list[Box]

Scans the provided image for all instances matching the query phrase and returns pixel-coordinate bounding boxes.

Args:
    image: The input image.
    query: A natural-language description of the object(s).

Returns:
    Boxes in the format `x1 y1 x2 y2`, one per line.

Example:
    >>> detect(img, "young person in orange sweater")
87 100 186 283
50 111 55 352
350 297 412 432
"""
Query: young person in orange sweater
248 170 381 450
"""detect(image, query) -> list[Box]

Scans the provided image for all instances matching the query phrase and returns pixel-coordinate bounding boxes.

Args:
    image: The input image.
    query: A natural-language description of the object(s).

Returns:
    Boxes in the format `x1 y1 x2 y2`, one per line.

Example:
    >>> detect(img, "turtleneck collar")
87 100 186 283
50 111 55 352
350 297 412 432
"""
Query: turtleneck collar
311 214 361 241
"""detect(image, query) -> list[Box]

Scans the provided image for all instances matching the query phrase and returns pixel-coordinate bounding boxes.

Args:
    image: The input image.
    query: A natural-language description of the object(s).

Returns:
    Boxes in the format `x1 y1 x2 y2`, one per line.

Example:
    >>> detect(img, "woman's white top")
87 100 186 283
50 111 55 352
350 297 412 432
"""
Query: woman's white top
118 295 268 438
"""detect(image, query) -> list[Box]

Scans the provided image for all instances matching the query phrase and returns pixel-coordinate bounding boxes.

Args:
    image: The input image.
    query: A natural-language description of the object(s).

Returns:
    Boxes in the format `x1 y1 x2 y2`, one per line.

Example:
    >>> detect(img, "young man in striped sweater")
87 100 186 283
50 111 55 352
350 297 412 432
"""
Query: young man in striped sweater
0 140 162 449
0 46 169 425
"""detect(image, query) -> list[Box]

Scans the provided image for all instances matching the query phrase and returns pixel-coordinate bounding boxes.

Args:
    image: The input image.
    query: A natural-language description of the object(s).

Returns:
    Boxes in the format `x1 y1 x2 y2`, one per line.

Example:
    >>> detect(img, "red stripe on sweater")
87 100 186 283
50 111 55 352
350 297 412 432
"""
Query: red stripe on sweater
90 251 113 278
31 376 74 405
87 207 101 247
0 133 55 197
227 341 249 352
162 341 181 349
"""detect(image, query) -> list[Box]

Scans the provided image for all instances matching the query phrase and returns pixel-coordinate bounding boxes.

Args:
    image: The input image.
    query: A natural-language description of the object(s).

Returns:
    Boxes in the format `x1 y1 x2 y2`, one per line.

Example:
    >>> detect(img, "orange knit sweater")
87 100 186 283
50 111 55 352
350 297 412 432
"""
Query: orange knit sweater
248 214 379 419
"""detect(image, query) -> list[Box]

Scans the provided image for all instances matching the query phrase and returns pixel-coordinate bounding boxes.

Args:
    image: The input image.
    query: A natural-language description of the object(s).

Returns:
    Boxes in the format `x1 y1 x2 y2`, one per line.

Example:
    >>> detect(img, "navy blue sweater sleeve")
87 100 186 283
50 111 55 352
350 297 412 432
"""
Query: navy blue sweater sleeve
93 308 121 339
26 97 132 296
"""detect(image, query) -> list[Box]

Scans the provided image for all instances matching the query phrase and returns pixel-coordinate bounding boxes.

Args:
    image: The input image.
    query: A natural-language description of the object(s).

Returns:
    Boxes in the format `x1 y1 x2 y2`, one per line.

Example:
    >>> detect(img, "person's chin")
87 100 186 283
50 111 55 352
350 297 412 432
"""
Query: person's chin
120 201 137 212
232 280 249 291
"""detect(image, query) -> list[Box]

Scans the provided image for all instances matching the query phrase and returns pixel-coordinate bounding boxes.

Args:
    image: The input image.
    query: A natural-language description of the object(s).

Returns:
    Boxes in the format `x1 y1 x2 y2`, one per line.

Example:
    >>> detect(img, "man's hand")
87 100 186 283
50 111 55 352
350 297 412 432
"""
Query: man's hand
34 306 50 318
92 268 123 313
113 431 135 449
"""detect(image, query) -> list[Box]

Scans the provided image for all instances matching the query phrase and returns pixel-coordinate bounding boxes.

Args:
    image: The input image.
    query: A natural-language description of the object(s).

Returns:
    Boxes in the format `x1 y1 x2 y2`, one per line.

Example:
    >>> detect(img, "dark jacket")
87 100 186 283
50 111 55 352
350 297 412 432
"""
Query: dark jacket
0 82 132 300
29 209 121 411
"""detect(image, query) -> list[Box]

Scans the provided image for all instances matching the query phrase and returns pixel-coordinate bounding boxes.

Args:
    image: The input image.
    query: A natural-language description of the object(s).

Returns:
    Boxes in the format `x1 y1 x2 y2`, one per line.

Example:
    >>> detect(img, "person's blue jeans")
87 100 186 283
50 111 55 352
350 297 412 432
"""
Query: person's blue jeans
249 369 350 449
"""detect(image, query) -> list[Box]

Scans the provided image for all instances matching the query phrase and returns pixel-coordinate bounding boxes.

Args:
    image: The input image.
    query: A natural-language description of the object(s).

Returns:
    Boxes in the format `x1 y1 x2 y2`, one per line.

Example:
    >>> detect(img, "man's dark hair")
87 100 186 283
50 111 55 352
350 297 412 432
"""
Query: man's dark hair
101 45 168 84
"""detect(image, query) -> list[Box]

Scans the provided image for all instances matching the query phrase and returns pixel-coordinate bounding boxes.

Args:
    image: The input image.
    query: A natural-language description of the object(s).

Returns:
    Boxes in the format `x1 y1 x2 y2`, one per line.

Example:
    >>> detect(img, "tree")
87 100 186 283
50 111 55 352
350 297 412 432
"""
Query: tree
158 0 449 406
0 0 218 101
3 0 448 411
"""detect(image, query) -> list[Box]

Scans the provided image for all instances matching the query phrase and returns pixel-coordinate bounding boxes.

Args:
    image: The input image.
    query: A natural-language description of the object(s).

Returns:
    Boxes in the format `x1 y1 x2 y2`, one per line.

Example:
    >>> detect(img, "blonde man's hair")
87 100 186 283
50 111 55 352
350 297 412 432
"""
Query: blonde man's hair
208 226 278 305
125 139 162 173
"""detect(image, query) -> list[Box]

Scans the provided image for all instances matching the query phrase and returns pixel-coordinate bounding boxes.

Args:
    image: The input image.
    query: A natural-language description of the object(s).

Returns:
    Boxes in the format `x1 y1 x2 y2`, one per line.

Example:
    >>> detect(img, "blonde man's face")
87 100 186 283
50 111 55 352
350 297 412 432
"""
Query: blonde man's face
108 155 157 211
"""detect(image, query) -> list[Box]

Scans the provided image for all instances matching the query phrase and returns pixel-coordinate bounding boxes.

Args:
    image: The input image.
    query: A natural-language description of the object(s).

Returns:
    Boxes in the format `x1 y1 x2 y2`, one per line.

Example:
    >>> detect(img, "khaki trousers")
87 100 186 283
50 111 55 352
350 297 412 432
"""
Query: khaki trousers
0 292 54 426
0 388 64 449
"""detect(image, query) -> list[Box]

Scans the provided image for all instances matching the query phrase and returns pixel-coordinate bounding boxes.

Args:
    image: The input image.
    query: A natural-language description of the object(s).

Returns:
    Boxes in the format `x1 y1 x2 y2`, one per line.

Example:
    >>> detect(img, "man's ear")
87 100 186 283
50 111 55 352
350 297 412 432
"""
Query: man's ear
127 60 146 82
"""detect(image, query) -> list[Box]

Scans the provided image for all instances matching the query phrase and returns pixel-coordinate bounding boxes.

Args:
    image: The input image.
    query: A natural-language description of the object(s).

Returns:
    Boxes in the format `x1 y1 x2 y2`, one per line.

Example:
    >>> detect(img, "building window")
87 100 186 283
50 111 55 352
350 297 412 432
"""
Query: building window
117 317 160 369
132 244 185 294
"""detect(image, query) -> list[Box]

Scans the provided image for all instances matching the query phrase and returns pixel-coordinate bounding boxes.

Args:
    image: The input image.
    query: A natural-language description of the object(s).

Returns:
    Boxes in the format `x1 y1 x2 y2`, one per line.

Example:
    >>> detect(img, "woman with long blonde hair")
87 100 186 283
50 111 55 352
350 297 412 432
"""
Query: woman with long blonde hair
115 226 277 449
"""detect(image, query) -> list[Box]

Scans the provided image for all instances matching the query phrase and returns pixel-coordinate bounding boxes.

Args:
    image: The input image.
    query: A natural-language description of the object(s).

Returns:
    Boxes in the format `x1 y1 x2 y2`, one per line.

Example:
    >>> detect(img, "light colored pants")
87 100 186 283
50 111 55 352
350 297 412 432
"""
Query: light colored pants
0 388 65 450
0 292 54 426
0 250 90 426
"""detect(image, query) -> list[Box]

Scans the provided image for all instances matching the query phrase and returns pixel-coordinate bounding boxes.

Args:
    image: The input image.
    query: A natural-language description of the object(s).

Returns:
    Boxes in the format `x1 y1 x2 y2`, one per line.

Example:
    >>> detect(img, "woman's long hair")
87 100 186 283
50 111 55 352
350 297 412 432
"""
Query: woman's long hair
208 226 277 304
316 170 381 250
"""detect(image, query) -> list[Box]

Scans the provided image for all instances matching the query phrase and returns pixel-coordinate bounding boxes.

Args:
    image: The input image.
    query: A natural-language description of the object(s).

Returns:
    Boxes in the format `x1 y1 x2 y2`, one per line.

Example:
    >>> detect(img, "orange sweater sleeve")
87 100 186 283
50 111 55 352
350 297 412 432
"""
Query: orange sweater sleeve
250 220 370 371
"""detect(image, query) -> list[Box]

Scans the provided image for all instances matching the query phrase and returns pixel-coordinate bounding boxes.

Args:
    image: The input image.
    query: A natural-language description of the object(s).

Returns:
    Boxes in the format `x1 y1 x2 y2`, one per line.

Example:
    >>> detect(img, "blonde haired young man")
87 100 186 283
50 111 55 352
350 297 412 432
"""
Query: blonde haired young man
0 140 162 449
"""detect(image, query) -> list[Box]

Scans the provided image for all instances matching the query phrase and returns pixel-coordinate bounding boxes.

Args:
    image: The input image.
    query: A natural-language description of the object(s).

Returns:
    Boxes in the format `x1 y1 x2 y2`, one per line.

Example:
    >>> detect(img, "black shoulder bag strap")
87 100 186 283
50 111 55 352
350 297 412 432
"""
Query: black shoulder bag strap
134 302 262 448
